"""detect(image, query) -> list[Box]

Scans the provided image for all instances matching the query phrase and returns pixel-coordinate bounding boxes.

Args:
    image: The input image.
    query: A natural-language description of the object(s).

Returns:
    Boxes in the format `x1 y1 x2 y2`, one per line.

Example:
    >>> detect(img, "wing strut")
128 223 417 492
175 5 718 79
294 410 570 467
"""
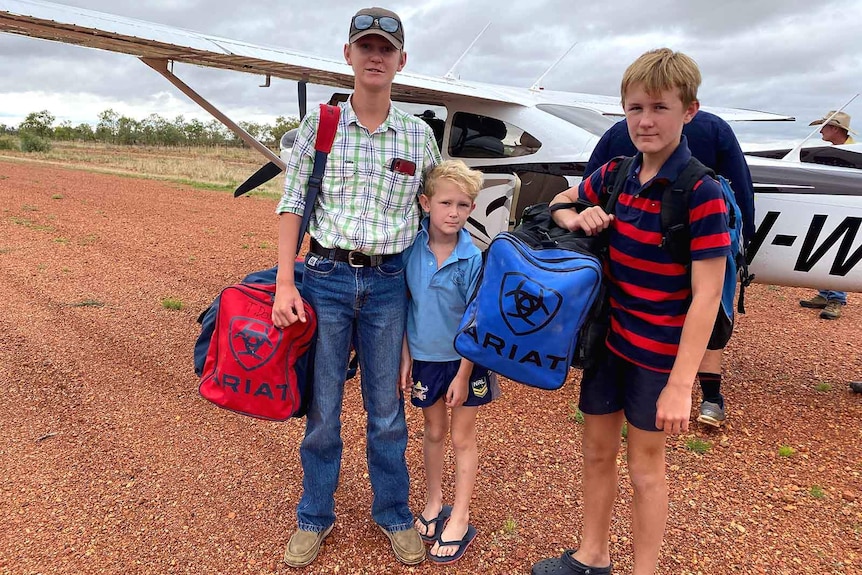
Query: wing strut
298 78 308 120
140 57 285 171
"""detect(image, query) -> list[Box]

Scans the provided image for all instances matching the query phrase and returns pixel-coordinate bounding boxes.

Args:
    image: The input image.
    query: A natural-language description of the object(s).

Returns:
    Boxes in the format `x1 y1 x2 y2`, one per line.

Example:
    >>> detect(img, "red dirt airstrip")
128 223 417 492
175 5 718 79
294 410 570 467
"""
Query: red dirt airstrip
0 160 860 575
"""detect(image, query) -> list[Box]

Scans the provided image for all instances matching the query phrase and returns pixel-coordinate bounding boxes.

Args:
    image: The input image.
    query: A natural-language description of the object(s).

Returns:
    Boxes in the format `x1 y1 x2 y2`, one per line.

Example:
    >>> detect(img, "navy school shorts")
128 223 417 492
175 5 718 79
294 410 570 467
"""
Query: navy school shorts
579 351 669 432
410 359 495 408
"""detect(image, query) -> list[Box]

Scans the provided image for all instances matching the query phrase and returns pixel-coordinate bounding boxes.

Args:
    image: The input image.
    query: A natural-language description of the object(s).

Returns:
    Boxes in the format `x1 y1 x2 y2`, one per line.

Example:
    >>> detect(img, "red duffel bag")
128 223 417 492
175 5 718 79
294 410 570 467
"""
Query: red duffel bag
199 283 316 420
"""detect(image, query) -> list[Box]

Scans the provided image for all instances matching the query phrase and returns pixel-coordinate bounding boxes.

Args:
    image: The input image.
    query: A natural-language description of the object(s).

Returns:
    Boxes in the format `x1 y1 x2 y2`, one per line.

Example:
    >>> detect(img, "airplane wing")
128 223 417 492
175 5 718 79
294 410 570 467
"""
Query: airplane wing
0 0 794 121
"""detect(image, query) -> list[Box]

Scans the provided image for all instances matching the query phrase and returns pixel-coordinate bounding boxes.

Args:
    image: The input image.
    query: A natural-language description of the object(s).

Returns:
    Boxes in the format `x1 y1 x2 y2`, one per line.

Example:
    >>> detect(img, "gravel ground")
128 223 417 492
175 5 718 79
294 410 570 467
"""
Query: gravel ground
0 160 860 575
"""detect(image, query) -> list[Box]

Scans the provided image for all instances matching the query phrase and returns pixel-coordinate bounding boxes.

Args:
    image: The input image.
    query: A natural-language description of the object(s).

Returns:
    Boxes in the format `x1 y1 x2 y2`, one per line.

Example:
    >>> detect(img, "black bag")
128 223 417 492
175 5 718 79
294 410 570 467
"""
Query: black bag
512 201 613 372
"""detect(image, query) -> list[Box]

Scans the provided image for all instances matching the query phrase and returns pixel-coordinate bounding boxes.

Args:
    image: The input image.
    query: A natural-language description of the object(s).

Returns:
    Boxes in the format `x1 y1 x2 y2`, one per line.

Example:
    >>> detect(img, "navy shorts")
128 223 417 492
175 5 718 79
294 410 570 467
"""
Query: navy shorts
410 359 494 408
579 351 669 432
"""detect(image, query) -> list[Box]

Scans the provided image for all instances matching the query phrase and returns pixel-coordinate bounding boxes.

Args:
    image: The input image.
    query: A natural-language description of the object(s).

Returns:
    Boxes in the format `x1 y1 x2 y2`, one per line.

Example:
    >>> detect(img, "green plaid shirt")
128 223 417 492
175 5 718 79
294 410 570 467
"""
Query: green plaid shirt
277 98 442 255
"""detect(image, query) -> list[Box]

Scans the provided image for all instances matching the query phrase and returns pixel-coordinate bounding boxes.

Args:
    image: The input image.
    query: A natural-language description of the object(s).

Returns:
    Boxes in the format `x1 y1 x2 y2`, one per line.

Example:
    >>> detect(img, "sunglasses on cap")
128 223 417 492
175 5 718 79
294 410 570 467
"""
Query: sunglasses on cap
352 14 401 34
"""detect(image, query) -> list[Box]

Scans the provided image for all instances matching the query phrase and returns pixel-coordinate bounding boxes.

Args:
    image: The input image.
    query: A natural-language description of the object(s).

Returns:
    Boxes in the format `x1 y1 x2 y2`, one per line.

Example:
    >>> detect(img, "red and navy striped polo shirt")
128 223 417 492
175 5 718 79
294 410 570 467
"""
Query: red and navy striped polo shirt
579 138 731 373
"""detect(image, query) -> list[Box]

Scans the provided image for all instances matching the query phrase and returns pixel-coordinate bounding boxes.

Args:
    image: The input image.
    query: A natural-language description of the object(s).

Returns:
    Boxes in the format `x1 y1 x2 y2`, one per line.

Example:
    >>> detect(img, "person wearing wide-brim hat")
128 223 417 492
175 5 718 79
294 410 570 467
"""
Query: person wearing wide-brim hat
809 110 856 145
798 112 855 320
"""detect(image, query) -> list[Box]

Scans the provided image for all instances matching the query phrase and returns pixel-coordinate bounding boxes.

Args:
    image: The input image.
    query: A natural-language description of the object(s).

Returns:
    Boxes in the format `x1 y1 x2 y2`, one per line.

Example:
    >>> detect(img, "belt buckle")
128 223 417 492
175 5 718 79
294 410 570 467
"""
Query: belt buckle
347 250 365 268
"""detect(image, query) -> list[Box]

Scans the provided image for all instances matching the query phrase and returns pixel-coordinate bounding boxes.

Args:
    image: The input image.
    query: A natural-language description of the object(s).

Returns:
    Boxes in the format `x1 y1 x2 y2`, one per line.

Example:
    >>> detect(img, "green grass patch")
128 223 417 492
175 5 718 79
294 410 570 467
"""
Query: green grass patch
815 382 831 392
258 242 271 249
51 194 63 200
621 421 628 439
70 298 105 308
161 298 183 311
778 445 795 458
173 178 236 193
567 401 584 424
501 517 517 535
11 216 54 232
78 234 98 246
685 437 712 454
809 485 825 499
53 237 69 244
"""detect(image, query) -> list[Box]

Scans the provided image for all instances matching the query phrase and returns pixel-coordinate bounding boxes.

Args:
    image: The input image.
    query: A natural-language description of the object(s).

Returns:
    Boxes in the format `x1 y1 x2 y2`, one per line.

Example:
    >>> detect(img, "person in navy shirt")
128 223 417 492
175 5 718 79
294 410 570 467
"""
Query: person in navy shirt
399 160 496 564
585 109 754 428
533 48 730 575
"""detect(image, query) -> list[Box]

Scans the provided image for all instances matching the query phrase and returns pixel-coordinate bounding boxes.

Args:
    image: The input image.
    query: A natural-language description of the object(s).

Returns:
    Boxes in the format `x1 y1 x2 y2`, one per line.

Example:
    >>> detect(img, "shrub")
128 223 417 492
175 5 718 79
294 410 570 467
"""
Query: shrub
19 132 52 153
0 135 17 150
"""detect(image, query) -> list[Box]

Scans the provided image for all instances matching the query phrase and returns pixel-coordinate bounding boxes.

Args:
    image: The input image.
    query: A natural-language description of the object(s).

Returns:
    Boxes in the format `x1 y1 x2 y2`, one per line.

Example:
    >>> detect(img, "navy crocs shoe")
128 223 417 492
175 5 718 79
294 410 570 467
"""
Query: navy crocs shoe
531 550 612 575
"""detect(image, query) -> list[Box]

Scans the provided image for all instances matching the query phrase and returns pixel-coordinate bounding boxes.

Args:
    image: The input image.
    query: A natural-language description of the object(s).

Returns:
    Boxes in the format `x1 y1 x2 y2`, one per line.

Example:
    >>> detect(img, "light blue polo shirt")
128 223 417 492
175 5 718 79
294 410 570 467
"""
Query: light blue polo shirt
404 218 483 362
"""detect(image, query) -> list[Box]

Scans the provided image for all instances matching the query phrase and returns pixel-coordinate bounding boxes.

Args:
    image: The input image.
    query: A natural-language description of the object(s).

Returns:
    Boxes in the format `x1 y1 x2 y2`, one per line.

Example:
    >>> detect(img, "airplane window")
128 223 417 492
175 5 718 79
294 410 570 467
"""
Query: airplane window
449 112 540 158
536 104 615 136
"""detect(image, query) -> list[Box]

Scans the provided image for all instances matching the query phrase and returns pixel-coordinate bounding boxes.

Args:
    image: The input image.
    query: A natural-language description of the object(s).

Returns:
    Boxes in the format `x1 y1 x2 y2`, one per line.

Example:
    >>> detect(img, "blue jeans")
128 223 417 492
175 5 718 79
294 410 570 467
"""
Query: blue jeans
818 290 847 305
297 252 412 533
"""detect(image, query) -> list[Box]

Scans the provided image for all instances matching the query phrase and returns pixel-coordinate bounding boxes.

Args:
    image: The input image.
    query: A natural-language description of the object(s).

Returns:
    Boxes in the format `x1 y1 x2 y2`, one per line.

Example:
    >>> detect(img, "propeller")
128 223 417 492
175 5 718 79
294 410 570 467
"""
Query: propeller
234 162 283 197
234 80 309 197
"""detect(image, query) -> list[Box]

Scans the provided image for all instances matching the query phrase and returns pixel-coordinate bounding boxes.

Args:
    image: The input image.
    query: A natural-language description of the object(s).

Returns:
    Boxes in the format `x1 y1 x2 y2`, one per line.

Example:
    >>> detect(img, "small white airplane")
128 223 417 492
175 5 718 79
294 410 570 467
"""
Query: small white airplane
2 0 861 292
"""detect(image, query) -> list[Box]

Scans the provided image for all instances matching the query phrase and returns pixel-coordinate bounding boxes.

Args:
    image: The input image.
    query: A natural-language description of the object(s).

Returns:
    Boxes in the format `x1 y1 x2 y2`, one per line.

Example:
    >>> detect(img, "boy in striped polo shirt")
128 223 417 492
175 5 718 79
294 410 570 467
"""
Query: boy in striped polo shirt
532 48 730 575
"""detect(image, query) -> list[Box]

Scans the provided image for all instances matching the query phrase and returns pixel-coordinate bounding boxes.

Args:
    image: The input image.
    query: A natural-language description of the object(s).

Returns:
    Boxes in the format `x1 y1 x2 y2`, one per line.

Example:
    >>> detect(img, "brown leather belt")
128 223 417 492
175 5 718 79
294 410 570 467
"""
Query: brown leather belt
309 238 394 268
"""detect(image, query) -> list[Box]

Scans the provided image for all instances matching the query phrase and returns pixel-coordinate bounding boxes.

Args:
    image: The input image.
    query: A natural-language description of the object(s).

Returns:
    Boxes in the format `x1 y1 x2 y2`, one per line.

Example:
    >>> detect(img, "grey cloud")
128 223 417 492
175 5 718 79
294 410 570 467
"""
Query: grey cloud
2 0 861 144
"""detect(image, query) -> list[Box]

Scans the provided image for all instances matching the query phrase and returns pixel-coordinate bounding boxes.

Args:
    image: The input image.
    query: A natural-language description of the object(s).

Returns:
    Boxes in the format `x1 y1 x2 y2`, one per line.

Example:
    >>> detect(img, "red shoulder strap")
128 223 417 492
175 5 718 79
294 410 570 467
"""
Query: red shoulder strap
314 104 339 153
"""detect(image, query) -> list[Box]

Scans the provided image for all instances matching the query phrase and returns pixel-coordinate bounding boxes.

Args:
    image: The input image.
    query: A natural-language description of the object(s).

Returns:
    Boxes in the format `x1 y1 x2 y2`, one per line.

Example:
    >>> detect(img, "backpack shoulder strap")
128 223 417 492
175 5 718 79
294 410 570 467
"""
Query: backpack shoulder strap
298 104 340 253
660 157 713 264
600 155 635 216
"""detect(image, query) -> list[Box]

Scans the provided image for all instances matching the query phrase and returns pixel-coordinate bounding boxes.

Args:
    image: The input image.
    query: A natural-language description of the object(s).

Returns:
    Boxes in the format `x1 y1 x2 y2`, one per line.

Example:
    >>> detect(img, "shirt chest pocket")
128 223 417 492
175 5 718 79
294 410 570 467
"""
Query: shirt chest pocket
380 168 422 206
323 162 356 189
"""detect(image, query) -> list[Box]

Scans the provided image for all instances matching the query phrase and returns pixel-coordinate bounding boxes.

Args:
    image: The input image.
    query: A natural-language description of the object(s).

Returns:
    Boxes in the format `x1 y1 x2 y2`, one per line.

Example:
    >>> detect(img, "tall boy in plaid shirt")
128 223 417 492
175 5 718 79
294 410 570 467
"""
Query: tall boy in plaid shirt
272 7 441 568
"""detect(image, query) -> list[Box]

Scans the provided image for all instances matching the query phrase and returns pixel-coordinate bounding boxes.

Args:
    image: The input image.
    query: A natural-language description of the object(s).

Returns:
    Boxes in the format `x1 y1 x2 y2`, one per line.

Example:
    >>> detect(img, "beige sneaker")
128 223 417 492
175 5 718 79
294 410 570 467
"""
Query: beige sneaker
283 525 333 568
800 294 828 309
379 525 426 565
820 300 842 320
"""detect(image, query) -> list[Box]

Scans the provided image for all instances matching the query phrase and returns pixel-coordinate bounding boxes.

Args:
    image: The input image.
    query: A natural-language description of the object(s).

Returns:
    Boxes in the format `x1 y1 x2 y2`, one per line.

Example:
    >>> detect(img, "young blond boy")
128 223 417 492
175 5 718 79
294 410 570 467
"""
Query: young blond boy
532 49 730 575
398 160 494 564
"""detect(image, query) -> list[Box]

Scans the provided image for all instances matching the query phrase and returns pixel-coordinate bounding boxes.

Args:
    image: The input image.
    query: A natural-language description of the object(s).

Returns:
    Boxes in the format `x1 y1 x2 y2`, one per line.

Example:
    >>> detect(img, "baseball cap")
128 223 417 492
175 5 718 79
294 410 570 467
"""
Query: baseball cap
349 7 404 50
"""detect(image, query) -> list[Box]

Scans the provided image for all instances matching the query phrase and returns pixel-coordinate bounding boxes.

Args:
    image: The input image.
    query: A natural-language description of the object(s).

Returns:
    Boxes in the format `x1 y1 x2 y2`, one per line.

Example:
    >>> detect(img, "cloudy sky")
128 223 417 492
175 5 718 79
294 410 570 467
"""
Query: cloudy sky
1 0 861 146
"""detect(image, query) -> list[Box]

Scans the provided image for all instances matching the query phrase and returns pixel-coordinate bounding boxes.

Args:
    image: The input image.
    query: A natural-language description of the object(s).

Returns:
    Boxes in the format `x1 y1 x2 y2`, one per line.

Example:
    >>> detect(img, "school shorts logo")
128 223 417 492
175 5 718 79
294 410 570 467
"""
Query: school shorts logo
470 376 488 398
412 380 428 402
229 317 281 371
499 272 562 336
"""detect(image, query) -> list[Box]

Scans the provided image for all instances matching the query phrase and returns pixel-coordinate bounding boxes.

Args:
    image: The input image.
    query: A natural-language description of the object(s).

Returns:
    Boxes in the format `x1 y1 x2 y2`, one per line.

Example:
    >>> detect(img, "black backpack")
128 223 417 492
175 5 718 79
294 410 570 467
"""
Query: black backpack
603 156 752 314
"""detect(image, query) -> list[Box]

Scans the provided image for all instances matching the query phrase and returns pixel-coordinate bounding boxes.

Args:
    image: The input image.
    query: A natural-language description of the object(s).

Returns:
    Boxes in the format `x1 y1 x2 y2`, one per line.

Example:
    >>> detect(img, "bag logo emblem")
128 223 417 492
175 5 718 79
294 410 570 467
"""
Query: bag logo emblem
499 272 561 336
229 317 281 370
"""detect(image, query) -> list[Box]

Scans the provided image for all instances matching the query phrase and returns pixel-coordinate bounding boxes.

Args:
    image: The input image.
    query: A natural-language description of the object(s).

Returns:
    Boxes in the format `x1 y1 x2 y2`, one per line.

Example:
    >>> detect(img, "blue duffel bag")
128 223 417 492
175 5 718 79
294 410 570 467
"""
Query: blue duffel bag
454 203 605 390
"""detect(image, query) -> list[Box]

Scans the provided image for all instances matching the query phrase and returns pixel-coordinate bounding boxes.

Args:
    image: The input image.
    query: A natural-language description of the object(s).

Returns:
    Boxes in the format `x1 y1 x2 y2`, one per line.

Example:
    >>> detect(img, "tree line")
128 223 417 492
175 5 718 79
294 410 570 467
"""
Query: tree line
0 109 301 151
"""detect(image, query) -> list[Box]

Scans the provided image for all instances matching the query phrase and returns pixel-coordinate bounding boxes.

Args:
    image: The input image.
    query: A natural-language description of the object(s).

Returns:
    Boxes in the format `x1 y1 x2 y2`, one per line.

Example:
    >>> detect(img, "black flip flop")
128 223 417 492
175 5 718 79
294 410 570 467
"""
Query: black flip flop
417 505 452 545
428 523 477 565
